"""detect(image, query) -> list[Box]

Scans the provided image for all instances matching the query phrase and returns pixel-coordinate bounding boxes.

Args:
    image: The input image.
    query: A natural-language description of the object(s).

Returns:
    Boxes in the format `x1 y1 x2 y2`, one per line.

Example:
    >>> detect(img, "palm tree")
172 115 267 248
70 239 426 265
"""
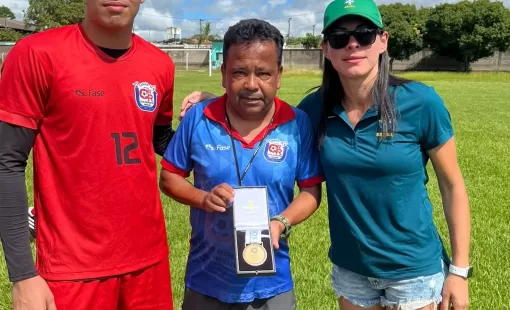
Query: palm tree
198 21 211 47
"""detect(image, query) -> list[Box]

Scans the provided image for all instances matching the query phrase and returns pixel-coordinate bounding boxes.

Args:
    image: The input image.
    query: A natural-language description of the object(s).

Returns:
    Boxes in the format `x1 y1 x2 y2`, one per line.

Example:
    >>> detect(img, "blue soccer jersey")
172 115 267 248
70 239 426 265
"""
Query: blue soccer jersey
161 94 323 303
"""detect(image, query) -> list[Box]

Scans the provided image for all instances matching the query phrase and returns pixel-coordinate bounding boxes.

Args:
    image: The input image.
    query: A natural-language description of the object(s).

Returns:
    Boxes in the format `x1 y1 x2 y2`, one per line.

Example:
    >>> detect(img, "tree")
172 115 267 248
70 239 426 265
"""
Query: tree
0 29 22 41
424 0 510 71
301 33 321 49
416 6 431 31
286 36 302 46
24 0 84 31
378 4 426 70
0 6 15 19
198 21 211 46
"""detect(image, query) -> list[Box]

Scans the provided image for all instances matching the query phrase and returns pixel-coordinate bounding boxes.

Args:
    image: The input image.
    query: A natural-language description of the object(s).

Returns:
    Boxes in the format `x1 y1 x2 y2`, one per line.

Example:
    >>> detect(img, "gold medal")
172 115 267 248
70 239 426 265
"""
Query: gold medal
243 243 267 266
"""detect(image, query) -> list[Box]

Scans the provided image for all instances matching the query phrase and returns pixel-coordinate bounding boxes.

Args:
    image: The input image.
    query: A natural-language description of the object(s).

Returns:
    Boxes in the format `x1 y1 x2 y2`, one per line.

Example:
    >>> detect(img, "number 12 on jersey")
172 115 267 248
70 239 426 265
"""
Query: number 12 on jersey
111 132 141 165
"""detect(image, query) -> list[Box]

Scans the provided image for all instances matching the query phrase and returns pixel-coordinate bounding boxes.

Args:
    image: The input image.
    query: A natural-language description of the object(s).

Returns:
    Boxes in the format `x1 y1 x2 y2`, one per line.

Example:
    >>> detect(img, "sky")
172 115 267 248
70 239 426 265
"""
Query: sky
4 0 510 42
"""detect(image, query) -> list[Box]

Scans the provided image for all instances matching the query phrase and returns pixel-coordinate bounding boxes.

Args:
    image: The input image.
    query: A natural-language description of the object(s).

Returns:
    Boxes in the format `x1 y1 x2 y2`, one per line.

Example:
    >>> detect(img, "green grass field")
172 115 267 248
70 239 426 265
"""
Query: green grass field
0 70 509 309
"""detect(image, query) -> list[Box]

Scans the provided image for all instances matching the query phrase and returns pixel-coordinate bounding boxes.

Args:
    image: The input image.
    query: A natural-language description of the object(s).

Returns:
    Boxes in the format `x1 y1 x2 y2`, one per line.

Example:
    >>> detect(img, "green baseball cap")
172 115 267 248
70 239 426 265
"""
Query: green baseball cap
322 0 383 33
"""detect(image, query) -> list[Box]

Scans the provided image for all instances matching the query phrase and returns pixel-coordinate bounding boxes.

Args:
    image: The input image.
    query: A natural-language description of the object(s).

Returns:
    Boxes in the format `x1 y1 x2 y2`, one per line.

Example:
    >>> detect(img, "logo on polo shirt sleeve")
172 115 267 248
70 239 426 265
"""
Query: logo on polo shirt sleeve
264 139 289 163
133 81 158 112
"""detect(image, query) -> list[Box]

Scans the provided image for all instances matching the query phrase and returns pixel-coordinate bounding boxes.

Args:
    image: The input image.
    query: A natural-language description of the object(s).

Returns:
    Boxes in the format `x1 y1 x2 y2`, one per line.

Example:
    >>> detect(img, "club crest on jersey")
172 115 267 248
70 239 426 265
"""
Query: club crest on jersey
264 139 289 163
133 81 158 112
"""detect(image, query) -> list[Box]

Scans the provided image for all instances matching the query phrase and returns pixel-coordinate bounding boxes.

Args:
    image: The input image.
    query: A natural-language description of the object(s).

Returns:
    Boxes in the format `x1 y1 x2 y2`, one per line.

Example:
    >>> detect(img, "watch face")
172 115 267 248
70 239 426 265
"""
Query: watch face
467 267 473 278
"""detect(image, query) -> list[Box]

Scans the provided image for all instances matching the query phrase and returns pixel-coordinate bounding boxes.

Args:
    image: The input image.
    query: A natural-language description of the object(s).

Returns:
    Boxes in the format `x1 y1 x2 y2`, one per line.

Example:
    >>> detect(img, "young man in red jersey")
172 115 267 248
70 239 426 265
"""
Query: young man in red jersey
0 0 175 309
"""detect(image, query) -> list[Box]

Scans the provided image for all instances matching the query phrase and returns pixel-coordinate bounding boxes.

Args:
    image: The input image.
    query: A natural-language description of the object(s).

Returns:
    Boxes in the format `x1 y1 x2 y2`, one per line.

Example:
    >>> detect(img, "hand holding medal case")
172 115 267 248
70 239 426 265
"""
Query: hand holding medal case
232 186 276 276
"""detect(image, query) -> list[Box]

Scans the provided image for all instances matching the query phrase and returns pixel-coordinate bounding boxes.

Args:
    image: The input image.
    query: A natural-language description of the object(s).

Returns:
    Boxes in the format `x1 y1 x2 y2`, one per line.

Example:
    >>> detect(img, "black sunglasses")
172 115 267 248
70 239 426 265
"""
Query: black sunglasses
326 28 382 49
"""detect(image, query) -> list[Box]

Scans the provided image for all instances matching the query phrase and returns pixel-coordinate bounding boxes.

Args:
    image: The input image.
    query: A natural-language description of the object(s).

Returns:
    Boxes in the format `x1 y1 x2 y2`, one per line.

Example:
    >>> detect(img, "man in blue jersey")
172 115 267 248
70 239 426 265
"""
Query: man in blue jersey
159 19 323 309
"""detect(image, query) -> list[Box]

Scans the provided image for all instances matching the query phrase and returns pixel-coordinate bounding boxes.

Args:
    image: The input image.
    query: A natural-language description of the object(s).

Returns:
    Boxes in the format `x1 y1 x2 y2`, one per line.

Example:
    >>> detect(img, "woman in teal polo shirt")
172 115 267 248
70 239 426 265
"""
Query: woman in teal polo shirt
295 1 471 309
178 1 472 309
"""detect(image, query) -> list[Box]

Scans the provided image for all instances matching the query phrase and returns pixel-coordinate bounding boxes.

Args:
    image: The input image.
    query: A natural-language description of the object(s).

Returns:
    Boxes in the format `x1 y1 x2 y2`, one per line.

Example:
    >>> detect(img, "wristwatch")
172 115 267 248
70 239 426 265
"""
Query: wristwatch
448 264 473 279
270 215 292 238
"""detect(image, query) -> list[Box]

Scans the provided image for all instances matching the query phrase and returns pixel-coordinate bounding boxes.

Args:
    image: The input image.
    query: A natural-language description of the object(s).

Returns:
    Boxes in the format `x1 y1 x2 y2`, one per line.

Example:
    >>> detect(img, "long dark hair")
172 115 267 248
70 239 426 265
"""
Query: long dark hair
314 51 412 148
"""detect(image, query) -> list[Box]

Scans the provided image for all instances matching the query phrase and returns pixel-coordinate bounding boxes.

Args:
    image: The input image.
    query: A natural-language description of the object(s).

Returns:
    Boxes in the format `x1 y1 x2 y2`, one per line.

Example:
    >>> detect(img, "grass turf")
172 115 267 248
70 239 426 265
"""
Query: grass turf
0 70 509 309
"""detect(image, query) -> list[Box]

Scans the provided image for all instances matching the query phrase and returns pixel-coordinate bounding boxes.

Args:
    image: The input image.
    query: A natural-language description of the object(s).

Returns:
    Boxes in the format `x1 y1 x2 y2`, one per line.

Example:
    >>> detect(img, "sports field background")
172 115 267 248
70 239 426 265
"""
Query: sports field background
0 70 509 309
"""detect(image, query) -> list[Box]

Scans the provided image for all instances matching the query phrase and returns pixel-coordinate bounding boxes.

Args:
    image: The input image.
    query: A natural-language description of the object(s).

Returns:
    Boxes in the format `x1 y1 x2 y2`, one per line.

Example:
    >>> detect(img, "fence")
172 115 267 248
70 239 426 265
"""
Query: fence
279 48 510 72
2 43 510 72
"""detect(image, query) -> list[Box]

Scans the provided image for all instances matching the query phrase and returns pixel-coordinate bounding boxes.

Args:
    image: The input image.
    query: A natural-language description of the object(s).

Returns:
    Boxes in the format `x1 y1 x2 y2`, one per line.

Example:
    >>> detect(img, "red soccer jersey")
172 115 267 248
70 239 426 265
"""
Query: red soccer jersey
0 24 174 280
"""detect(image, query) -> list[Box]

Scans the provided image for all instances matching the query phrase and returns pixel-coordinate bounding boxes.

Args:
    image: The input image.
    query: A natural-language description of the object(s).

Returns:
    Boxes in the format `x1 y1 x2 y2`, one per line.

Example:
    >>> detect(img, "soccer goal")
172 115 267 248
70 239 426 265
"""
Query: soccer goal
159 48 212 77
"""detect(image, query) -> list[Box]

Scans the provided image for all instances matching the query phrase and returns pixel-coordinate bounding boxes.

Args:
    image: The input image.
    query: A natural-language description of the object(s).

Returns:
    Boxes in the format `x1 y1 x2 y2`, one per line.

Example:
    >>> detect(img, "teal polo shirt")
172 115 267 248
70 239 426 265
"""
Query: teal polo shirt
297 81 453 279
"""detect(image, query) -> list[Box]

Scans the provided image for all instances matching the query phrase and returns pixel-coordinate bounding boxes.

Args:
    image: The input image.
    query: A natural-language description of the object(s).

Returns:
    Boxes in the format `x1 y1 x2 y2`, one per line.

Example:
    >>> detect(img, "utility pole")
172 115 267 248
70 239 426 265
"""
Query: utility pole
287 18 291 41
199 19 203 35
313 24 316 36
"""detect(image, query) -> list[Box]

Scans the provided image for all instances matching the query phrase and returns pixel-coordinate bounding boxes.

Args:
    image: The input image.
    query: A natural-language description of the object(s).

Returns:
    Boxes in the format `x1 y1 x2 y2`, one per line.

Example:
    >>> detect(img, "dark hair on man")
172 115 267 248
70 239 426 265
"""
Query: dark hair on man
223 19 284 67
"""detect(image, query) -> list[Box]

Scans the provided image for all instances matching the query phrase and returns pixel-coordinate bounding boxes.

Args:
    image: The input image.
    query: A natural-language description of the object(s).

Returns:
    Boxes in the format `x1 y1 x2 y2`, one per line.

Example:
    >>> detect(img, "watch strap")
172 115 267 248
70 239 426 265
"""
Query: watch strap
271 215 291 238
449 264 473 279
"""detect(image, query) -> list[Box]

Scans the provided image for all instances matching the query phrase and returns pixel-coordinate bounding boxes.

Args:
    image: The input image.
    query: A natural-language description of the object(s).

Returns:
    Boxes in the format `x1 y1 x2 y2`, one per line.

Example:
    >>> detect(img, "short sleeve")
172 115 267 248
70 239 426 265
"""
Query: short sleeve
295 112 324 188
420 88 454 151
160 106 195 177
0 39 51 130
155 59 175 125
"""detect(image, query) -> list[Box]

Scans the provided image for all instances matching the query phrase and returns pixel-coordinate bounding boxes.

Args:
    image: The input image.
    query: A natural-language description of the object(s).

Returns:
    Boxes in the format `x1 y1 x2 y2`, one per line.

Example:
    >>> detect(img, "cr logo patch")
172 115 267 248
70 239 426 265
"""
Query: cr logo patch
133 81 158 112
264 139 289 163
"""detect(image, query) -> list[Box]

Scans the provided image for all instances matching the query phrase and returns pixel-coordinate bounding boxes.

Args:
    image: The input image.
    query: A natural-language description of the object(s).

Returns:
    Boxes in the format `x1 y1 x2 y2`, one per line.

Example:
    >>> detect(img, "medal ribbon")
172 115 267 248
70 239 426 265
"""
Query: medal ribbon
225 108 275 186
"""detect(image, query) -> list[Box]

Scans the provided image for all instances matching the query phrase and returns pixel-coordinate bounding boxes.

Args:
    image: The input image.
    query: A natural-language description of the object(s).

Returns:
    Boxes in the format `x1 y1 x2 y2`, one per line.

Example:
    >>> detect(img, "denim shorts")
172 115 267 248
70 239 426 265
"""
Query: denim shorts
331 261 447 309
